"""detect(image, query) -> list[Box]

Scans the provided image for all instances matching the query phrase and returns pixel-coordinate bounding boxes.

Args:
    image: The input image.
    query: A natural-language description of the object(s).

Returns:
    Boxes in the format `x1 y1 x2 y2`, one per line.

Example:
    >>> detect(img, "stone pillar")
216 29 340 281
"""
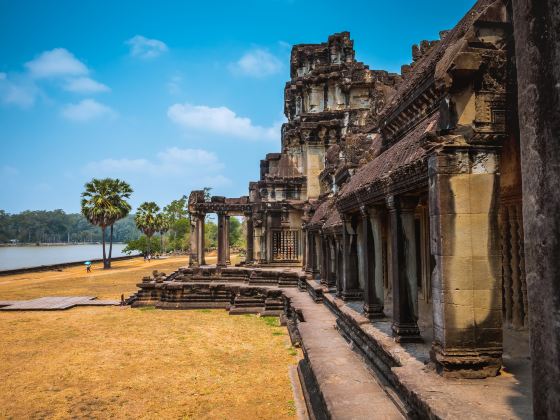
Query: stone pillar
341 215 361 301
428 148 502 378
321 234 329 286
328 238 337 288
306 231 315 274
513 1 560 415
245 212 254 264
361 206 383 319
314 232 321 278
189 214 198 267
266 213 273 263
387 195 421 342
225 215 231 265
302 228 307 270
196 213 206 266
370 207 385 317
217 212 227 267
335 236 343 294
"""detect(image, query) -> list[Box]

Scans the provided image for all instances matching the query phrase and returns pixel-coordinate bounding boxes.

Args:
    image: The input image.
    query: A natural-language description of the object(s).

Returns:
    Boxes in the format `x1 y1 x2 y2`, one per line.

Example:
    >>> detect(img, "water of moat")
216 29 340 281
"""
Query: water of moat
0 244 128 270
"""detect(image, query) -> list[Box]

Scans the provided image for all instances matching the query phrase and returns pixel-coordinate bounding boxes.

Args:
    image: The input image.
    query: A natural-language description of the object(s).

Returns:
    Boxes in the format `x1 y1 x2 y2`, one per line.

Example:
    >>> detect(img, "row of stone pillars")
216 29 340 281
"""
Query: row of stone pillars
189 211 254 267
306 197 422 341
306 148 504 376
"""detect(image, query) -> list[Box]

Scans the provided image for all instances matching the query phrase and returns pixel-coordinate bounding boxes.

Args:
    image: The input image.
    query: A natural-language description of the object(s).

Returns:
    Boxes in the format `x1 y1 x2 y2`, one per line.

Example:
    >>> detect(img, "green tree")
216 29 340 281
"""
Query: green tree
81 178 133 269
155 212 171 252
228 217 244 247
135 202 160 255
163 195 188 251
106 179 133 267
123 235 161 255
204 221 218 249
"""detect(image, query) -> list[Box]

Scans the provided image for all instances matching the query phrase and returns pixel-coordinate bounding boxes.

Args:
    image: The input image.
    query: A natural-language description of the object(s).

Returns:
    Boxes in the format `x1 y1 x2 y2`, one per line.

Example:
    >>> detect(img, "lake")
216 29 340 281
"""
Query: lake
0 244 131 271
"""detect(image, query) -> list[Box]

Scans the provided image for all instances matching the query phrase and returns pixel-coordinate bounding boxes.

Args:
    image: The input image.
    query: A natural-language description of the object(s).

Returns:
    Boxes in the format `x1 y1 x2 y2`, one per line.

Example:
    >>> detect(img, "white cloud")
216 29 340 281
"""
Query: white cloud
229 48 282 78
1 49 110 109
167 103 280 141
0 74 38 108
64 77 110 93
61 99 115 122
25 48 88 79
83 148 230 190
167 75 183 95
126 35 168 59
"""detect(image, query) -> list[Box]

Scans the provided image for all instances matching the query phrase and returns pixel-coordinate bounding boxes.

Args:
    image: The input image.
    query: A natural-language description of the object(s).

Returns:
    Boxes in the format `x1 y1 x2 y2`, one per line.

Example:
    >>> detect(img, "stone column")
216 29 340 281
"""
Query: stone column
196 213 206 266
428 148 502 378
370 207 385 317
328 238 337 288
387 195 421 342
335 236 343 294
361 206 384 319
513 2 560 415
225 215 231 265
245 212 254 264
189 214 198 267
306 231 314 274
321 234 329 286
314 232 321 278
266 213 273 263
341 215 361 301
302 228 307 270
217 212 227 267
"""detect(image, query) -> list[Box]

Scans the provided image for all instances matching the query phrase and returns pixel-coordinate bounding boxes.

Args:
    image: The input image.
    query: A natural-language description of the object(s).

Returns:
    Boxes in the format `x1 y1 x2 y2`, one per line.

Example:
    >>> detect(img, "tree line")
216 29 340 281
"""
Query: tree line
2 178 244 269
0 209 140 244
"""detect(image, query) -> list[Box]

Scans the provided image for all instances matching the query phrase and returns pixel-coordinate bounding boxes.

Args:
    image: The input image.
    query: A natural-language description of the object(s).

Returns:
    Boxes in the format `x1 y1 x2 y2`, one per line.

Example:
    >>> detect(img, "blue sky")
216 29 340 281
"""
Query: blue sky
0 0 474 214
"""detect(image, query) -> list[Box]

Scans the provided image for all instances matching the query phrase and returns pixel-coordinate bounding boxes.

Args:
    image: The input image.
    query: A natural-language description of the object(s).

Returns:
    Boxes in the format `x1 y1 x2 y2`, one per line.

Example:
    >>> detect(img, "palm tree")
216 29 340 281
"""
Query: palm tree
135 202 160 256
106 179 133 267
81 178 133 269
155 213 171 254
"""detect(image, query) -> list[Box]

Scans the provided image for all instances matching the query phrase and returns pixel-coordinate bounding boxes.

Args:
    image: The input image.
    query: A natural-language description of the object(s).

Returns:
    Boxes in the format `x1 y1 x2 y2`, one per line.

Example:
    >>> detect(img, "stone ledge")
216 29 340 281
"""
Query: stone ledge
323 292 532 419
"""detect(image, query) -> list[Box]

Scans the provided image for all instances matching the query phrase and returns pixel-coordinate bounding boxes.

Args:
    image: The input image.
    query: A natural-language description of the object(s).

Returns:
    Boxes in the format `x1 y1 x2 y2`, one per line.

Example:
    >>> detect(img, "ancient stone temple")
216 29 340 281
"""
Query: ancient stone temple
133 1 560 417
188 32 400 268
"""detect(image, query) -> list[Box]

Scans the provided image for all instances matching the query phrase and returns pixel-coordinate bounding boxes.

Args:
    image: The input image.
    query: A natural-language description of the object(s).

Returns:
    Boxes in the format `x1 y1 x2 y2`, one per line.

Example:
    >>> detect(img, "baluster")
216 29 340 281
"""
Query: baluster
517 203 528 327
500 206 512 325
509 205 522 329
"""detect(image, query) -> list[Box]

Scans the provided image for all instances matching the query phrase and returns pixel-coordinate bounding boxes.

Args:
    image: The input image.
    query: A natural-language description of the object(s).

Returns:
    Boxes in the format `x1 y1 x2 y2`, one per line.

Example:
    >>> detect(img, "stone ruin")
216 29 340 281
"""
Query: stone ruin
130 0 560 418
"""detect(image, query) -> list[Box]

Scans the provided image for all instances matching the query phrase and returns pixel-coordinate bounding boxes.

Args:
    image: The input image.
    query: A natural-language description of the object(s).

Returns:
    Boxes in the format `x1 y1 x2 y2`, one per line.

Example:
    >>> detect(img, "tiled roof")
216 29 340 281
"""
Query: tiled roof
379 0 494 121
308 198 334 227
339 112 439 198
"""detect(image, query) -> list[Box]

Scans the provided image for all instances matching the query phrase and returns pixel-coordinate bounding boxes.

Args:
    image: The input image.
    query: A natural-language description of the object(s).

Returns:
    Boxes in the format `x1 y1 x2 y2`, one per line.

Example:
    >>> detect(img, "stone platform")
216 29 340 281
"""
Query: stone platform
127 266 533 419
0 296 120 311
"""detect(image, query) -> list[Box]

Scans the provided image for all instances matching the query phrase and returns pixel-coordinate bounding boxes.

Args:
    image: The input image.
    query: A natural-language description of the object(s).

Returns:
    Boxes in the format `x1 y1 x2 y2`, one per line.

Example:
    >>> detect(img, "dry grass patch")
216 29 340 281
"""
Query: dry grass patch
0 254 238 301
0 253 299 418
0 307 299 419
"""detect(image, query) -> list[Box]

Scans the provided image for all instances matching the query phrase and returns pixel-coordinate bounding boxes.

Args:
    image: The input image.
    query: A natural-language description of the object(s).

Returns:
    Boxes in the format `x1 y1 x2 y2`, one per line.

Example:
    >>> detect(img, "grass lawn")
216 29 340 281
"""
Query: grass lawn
0 255 300 419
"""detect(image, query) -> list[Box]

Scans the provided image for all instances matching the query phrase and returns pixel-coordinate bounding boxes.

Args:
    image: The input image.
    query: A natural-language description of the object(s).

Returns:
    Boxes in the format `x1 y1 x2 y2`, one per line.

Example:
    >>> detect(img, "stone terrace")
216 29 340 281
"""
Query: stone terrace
128 267 532 419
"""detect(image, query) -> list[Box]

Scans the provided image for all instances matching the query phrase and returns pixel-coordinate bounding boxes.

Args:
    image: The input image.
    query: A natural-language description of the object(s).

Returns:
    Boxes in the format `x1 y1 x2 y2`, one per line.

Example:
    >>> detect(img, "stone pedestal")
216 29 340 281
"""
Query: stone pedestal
387 195 421 342
428 148 502 378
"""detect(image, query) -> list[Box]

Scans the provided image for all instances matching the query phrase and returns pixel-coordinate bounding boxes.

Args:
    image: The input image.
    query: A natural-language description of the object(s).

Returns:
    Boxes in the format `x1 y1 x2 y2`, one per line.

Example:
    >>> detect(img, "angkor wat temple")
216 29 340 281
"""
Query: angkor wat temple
134 1 560 418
